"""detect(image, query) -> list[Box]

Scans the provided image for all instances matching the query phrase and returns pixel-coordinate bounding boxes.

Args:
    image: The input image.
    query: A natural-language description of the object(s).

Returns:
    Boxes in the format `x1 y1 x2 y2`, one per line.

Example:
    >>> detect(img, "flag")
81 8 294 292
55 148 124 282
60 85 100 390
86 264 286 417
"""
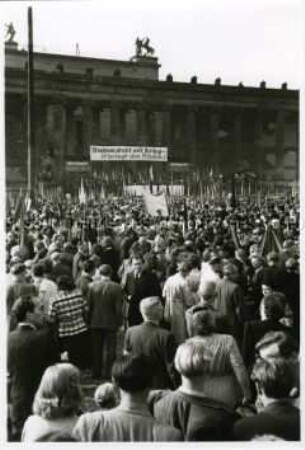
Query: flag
143 190 169 217
260 224 283 256
79 178 86 204
230 223 240 249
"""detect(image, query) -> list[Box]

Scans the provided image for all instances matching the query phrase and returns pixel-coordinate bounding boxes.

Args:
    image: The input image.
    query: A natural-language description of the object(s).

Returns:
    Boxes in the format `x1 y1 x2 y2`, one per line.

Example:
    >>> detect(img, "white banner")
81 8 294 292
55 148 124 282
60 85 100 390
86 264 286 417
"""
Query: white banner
90 146 168 162
124 185 184 196
143 190 169 217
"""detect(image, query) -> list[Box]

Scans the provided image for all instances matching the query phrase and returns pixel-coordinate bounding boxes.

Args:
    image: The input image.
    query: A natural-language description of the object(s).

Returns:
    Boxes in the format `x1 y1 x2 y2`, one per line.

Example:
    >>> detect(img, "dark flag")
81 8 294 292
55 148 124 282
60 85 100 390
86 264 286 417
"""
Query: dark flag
260 224 283 256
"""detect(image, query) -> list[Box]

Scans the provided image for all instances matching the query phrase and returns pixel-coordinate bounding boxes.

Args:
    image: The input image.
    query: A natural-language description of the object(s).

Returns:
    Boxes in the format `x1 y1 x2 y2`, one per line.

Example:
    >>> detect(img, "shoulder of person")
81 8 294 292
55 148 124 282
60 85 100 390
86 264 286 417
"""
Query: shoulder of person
154 423 183 441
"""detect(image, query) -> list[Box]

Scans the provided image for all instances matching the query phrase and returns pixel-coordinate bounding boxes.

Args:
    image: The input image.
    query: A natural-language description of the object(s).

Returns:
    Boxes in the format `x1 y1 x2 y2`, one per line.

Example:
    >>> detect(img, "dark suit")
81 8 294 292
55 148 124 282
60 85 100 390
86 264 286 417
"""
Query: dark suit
8 324 59 439
234 401 300 441
124 322 178 389
123 270 162 326
87 279 123 378
215 278 244 342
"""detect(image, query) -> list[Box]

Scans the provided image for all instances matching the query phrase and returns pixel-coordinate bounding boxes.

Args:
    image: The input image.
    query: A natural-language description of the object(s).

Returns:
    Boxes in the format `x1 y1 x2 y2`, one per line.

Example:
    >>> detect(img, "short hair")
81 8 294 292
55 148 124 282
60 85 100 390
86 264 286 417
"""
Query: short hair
32 263 45 278
111 355 153 392
177 259 193 275
12 296 35 322
251 358 295 399
140 296 161 320
174 340 213 377
56 275 75 291
94 382 117 409
223 263 238 277
83 259 96 274
33 363 82 419
99 264 113 277
267 252 280 263
263 293 285 321
198 281 217 301
191 310 214 336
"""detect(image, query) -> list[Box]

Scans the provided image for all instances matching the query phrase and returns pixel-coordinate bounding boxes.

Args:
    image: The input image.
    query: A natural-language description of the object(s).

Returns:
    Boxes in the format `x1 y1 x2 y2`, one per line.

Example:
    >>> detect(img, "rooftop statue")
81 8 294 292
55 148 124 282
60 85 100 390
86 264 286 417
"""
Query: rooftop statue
5 22 16 43
135 36 155 57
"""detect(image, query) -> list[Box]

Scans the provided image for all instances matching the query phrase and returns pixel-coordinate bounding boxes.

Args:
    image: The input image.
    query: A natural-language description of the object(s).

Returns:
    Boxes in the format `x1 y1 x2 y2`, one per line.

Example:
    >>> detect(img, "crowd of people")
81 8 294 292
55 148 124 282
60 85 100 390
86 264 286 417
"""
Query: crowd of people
6 192 300 441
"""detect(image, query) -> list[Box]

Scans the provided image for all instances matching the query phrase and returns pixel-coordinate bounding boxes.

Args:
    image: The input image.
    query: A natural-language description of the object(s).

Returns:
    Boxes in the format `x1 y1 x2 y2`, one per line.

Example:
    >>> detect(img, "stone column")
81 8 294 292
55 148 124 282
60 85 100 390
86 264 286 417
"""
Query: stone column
163 108 172 159
111 102 120 144
45 103 67 184
99 107 111 141
83 102 93 159
234 111 242 165
154 111 163 145
210 110 219 171
125 109 137 141
137 109 147 145
187 106 197 164
255 109 264 177
276 110 285 165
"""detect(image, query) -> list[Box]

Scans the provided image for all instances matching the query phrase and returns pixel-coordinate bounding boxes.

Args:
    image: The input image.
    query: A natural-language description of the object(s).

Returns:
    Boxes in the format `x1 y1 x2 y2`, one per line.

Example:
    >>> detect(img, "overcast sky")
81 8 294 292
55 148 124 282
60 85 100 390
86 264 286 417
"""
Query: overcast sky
1 0 303 88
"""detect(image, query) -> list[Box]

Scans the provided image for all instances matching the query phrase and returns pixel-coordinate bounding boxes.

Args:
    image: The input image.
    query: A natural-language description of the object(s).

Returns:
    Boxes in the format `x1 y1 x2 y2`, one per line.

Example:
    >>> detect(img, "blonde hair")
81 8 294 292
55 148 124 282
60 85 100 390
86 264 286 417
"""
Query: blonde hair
33 363 82 419
174 340 213 377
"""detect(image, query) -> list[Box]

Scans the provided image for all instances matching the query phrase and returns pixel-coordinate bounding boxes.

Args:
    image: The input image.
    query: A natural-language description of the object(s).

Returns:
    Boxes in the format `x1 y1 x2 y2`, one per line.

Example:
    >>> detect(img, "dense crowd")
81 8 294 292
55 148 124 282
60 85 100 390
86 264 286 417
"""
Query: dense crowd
6 194 300 441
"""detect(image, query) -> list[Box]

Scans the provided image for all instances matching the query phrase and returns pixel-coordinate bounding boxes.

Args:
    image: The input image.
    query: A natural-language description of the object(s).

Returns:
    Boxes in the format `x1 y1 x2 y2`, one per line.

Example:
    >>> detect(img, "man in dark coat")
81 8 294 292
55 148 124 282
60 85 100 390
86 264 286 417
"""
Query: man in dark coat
234 358 300 441
215 263 244 341
124 297 178 389
8 297 59 440
87 264 123 379
99 236 121 282
122 254 162 327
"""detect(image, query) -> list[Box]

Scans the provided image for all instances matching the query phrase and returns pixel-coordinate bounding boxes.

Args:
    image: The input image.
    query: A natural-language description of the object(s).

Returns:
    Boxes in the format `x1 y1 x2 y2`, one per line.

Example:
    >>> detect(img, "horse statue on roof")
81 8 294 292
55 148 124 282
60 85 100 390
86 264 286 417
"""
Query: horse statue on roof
135 36 155 57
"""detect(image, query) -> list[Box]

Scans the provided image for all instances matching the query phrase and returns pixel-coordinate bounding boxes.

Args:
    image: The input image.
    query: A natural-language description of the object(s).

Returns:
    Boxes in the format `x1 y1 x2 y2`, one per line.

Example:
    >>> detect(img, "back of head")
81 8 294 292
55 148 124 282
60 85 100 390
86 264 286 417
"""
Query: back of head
33 363 82 419
223 263 238 279
140 296 162 322
174 340 213 377
83 259 96 274
99 264 113 278
12 296 35 322
191 309 214 336
251 358 295 399
199 280 217 302
56 275 75 291
94 382 117 409
32 263 45 278
111 355 153 392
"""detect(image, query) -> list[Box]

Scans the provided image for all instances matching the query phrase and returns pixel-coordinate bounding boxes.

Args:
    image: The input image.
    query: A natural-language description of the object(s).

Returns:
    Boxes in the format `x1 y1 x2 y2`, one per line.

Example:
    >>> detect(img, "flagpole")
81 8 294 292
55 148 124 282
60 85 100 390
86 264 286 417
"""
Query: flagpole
27 7 35 199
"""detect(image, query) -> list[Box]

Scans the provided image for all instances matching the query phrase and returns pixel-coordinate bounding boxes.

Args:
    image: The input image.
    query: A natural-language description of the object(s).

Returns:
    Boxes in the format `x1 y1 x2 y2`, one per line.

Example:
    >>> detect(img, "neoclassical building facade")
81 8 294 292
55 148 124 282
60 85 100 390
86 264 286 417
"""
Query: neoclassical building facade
5 40 298 190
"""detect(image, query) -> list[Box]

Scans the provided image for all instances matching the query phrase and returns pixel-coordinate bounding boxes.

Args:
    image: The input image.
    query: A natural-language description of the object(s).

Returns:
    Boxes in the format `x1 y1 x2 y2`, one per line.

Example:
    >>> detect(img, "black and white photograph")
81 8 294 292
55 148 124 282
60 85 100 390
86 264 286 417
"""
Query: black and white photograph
0 0 302 445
